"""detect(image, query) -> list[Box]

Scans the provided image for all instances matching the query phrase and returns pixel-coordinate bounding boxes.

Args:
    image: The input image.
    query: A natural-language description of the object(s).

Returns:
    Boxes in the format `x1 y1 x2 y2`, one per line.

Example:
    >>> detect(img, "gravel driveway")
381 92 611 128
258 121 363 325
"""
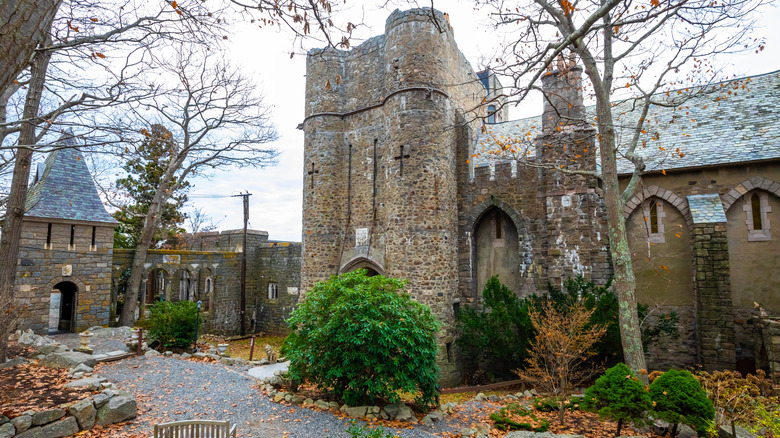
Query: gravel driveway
96 355 472 437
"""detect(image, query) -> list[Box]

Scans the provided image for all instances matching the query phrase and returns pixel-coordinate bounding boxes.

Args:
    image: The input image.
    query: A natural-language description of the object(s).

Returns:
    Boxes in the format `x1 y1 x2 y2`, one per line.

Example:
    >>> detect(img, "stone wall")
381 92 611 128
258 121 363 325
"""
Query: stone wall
15 219 115 334
249 242 302 336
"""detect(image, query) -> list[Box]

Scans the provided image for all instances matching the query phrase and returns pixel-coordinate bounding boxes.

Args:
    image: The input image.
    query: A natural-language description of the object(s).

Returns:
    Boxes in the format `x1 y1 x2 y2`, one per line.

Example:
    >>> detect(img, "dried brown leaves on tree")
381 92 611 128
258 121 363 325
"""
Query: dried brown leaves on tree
514 299 606 425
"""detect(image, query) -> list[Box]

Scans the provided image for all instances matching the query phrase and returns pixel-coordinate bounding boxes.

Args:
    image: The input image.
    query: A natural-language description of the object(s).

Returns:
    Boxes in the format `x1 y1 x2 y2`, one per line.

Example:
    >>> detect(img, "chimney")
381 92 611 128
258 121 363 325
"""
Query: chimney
541 62 586 133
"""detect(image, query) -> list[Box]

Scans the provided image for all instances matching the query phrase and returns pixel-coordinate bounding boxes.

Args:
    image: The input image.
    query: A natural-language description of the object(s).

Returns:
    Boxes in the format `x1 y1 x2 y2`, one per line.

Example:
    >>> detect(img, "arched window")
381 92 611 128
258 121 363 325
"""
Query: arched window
643 198 665 243
744 191 771 241
487 105 496 124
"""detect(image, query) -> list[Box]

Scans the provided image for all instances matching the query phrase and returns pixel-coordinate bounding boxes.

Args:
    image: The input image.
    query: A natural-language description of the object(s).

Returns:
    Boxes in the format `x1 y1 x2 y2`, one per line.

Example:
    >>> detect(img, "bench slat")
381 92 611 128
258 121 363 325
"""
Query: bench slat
154 420 235 438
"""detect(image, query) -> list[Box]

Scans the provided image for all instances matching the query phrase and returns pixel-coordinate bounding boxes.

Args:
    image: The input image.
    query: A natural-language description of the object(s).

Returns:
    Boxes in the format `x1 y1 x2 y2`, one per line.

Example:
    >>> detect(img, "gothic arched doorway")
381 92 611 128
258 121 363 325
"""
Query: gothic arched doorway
473 207 521 296
340 257 385 277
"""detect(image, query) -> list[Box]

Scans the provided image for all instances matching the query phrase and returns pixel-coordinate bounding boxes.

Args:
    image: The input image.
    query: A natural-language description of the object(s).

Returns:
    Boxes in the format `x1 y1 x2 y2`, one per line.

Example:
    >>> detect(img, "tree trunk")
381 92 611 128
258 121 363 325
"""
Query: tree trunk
119 156 185 326
0 0 61 94
0 37 53 361
616 418 623 437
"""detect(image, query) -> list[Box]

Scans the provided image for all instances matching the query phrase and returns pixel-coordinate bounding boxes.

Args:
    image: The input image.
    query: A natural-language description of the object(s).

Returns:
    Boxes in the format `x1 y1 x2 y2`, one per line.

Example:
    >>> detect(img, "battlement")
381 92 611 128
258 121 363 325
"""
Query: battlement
471 160 524 184
385 8 452 34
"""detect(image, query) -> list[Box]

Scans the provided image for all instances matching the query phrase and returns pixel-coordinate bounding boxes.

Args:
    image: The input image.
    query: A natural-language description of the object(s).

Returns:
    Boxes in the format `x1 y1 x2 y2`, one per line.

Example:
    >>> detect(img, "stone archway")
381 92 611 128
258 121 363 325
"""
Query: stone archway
340 257 386 277
472 206 522 297
50 281 78 333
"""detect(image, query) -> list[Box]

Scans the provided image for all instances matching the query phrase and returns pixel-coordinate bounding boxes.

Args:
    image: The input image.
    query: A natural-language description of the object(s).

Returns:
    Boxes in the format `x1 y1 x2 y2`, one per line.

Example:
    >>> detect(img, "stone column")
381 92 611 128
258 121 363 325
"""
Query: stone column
690 198 737 370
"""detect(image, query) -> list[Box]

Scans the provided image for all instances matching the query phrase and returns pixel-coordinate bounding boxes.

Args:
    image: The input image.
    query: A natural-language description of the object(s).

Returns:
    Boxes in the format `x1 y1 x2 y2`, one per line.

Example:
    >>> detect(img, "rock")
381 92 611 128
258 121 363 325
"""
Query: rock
460 428 477 438
440 402 457 414
41 352 97 369
303 398 314 406
269 375 284 388
180 353 191 359
314 400 329 410
523 390 533 398
0 423 14 438
342 406 367 418
16 417 79 438
379 409 390 420
0 357 27 369
164 351 173 357
100 382 115 390
96 396 137 426
718 424 757 438
193 353 207 359
35 344 67 355
72 372 84 379
678 424 697 438
31 408 66 426
259 358 270 365
69 397 96 429
504 432 555 438
383 402 415 422
530 389 538 396
16 332 41 347
474 392 487 401
488 395 500 402
144 349 160 357
272 393 286 403
11 415 32 434
427 410 444 422
290 396 304 405
92 393 110 408
218 357 235 366
64 377 106 390
68 363 94 376
328 401 340 411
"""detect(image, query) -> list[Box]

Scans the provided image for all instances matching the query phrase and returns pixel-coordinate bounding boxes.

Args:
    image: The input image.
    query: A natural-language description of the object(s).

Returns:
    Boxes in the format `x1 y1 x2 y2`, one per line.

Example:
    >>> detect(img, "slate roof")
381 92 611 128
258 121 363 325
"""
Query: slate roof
687 194 727 224
474 70 780 174
25 135 117 224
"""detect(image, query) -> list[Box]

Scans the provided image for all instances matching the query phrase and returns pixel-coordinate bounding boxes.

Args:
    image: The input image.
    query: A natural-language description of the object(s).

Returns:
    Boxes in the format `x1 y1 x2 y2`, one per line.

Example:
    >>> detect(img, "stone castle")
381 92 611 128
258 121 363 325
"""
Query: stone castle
11 8 780 386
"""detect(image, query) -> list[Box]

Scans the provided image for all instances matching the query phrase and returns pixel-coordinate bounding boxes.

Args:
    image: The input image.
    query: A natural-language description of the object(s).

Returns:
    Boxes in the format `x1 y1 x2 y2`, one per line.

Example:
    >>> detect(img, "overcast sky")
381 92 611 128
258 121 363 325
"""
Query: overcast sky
187 1 780 242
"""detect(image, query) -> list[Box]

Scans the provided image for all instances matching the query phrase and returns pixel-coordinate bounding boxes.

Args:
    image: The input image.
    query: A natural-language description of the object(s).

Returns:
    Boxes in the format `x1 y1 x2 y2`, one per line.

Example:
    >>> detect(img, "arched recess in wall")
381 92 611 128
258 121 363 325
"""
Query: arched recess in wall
340 257 385 277
144 268 171 305
723 178 780 315
45 276 86 333
624 192 694 308
198 267 214 312
468 198 525 298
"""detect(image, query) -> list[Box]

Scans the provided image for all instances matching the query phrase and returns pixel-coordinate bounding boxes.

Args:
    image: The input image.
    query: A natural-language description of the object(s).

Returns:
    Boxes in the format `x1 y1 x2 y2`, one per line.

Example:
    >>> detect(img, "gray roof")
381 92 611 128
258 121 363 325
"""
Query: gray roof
474 70 780 174
687 194 727 224
25 135 117 224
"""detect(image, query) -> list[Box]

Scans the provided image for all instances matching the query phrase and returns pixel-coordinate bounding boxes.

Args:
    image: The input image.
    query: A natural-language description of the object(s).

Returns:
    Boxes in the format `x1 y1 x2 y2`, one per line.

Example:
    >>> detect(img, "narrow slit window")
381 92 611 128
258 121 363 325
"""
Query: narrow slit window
752 193 763 230
495 212 502 239
267 282 279 300
46 223 52 248
91 226 97 250
487 105 496 124
446 342 453 362
453 302 460 320
650 202 659 234
69 225 75 248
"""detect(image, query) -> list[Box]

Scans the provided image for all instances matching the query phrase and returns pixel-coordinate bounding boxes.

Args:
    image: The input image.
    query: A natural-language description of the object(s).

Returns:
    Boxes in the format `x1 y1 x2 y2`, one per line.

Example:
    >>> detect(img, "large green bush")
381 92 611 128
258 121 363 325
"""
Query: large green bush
281 270 441 407
650 369 715 436
145 300 200 349
583 363 652 436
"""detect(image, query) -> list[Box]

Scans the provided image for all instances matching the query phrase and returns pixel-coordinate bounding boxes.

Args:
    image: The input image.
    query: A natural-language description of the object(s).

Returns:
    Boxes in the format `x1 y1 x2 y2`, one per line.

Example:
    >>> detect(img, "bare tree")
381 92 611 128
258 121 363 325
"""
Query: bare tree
472 0 766 376
118 46 278 325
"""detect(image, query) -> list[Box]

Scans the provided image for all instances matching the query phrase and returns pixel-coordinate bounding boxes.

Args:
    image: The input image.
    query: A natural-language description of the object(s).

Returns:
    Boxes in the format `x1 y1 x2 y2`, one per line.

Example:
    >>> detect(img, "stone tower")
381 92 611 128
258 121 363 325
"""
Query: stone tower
300 8 485 384
14 134 117 334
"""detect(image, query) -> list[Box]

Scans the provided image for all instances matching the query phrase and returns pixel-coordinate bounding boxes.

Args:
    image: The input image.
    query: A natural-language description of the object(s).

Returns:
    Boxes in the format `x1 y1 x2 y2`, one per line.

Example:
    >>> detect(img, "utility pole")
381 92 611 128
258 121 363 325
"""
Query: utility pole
232 191 251 336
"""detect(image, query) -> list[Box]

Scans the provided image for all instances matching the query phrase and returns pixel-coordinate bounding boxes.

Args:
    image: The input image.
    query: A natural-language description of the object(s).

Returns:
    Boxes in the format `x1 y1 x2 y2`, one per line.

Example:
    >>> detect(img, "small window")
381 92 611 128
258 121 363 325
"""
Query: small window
642 199 665 243
745 191 771 241
453 302 460 320
203 277 212 311
267 282 279 300
446 342 453 362
69 225 75 250
90 226 97 251
45 223 52 249
495 212 502 239
487 105 496 124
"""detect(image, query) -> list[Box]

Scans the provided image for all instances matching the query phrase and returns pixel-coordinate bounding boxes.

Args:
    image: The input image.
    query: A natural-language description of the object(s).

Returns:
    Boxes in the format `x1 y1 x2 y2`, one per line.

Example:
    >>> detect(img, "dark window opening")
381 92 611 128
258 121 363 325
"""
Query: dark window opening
495 212 502 239
453 302 460 320
752 193 763 230
650 202 659 234
69 225 75 247
91 226 96 248
46 223 52 247
446 342 453 362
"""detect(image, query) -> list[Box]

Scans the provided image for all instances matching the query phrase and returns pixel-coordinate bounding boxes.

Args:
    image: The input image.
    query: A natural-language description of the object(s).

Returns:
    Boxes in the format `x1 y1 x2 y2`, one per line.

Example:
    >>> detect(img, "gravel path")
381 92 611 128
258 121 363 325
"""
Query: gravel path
50 327 131 355
96 355 473 437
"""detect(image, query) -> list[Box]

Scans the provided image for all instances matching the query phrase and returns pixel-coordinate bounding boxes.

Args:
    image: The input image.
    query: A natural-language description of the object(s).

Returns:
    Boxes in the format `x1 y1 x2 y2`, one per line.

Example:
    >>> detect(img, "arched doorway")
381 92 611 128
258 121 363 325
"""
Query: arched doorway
51 281 78 332
473 207 521 295
340 257 385 277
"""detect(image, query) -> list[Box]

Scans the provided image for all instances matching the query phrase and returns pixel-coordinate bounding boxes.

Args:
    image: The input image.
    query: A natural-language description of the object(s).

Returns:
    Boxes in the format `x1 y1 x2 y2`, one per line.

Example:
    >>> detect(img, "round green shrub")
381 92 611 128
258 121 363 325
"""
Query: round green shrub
281 270 441 407
145 300 200 349
650 369 715 436
582 363 652 436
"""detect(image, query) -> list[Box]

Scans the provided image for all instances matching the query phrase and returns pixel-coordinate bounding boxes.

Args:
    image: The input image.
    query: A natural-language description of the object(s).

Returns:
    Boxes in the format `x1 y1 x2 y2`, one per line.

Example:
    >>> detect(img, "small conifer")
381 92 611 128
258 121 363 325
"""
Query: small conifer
583 363 652 436
650 369 716 437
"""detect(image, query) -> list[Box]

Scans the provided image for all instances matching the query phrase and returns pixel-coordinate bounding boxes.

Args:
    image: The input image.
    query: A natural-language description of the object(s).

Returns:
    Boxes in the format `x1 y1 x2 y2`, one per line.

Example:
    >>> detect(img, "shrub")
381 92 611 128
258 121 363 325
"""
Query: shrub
695 369 779 428
145 300 200 350
533 396 582 413
281 270 441 407
582 363 652 436
650 369 715 437
344 420 398 438
491 403 551 432
514 299 606 425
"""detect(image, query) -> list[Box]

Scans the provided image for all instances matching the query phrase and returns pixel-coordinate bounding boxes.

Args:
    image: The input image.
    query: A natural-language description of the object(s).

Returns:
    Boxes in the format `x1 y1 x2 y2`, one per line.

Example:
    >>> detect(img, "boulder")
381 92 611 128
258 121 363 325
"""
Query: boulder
96 396 137 426
180 353 191 359
314 400 329 410
0 358 27 369
383 402 415 422
11 415 32 433
16 417 79 438
340 405 367 418
0 423 14 438
474 392 487 401
64 377 106 390
272 393 286 403
218 357 235 366
268 375 284 388
31 408 66 426
92 393 110 408
40 352 96 369
144 350 160 357
68 363 94 376
193 352 208 359
69 397 96 429
718 424 758 438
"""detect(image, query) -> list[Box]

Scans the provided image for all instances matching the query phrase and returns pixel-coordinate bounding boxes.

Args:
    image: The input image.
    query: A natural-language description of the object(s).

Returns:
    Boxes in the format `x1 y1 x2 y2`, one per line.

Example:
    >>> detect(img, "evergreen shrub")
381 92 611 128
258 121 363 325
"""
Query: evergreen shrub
281 270 441 407
145 300 200 349
582 363 652 436
491 403 551 432
650 369 715 436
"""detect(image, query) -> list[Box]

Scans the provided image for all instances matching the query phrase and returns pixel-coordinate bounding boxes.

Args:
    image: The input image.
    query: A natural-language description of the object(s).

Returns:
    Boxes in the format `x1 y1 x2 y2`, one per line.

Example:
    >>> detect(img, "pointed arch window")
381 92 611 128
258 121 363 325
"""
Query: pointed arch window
642 198 665 243
744 191 771 241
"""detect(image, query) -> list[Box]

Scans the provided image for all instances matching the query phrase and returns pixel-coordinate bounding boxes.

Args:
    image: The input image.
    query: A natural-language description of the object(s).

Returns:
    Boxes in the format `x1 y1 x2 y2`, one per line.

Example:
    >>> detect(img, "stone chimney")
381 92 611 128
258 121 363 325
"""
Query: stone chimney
541 62 586 133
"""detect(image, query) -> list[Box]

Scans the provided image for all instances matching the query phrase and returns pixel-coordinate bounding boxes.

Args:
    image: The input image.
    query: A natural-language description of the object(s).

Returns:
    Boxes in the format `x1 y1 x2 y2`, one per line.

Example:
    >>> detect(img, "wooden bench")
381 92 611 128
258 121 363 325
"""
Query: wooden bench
153 420 237 437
